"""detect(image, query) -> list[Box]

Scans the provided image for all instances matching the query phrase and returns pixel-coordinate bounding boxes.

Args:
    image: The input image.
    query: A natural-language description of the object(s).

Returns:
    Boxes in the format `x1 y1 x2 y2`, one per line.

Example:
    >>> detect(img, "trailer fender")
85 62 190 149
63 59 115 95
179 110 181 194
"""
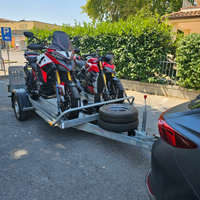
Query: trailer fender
12 89 31 110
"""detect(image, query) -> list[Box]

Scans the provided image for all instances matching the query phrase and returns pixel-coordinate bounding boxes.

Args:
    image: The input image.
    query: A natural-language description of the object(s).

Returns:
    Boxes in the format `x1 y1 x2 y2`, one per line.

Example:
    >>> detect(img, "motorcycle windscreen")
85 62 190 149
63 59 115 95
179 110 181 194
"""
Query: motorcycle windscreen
48 31 74 52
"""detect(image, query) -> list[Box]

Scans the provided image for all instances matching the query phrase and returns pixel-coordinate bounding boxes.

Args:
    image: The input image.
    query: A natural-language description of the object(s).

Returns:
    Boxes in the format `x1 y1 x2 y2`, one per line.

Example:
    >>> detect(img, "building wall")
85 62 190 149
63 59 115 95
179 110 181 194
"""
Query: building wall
0 21 61 50
0 21 60 31
0 21 35 31
33 21 61 29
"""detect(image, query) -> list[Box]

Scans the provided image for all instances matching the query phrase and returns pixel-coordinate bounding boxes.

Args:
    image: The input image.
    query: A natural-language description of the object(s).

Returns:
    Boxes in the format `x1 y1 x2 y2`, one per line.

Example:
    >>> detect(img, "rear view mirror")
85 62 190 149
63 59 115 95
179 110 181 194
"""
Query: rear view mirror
24 32 34 38
43 40 48 46
72 36 79 42
74 47 80 54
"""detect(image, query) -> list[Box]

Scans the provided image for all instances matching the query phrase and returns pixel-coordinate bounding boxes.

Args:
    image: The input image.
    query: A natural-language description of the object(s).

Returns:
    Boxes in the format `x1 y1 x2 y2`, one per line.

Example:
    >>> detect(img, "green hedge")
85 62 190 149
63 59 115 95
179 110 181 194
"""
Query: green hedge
29 9 174 82
176 33 200 91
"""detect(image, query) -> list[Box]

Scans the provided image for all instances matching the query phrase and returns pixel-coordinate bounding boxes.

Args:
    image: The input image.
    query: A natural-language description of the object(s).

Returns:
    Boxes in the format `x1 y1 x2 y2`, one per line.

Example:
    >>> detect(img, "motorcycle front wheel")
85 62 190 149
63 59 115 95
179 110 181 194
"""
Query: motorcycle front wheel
103 80 124 103
60 83 80 119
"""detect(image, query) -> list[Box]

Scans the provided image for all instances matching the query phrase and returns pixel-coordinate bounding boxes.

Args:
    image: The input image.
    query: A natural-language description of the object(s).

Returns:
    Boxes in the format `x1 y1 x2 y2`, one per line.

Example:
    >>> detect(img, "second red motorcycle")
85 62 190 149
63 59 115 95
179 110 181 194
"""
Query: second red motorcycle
74 52 124 101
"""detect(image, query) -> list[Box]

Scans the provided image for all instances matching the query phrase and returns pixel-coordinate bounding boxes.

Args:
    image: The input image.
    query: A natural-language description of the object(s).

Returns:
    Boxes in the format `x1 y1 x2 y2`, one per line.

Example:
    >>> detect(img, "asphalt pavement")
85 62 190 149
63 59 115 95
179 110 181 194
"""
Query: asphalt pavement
0 77 188 200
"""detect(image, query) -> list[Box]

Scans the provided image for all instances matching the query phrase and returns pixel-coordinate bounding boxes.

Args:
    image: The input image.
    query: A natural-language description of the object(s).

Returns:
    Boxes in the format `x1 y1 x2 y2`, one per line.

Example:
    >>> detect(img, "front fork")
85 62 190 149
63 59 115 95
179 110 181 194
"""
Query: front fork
99 61 110 97
55 70 61 115
55 71 72 116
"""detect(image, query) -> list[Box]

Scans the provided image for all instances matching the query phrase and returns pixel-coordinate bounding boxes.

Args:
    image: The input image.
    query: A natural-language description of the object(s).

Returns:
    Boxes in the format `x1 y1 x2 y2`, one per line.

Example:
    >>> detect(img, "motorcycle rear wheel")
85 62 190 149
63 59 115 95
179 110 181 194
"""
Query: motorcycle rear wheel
29 79 40 100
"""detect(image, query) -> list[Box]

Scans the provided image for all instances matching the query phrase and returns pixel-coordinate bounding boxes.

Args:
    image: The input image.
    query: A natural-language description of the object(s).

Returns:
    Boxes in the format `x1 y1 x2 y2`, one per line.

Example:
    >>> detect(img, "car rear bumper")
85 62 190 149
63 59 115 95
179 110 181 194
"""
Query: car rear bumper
145 169 156 200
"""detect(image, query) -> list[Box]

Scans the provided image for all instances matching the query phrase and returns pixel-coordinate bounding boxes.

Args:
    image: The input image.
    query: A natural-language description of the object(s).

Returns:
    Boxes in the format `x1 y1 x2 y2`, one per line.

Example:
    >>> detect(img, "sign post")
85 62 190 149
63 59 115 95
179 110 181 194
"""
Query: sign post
0 41 3 73
1 27 12 74
0 40 2 58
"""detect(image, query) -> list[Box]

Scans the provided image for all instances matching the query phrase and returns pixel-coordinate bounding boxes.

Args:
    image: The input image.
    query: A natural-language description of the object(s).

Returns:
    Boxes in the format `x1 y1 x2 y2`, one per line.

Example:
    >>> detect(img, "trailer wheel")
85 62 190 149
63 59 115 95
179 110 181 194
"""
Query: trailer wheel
99 104 138 123
98 117 139 133
14 95 28 121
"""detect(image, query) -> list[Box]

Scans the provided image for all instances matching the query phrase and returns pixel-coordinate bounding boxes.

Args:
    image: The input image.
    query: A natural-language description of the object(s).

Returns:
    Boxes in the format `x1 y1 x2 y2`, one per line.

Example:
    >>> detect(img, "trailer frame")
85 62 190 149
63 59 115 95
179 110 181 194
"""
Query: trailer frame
8 66 156 151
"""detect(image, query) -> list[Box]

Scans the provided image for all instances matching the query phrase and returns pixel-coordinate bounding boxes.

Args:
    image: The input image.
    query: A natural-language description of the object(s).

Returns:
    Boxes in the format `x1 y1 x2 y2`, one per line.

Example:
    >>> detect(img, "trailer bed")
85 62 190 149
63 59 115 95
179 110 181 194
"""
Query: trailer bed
8 66 156 151
28 96 155 150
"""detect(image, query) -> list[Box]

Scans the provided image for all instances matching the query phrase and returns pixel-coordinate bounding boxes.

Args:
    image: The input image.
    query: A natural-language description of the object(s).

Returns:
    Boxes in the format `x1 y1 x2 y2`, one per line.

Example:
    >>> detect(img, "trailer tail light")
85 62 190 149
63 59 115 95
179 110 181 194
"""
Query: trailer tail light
158 111 198 149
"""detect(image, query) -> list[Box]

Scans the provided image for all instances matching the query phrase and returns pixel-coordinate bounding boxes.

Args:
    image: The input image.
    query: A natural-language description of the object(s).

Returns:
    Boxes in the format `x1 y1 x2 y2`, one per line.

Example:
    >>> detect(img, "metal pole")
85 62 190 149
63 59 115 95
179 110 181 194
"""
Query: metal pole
0 41 2 58
141 95 147 132
51 96 134 126
0 41 2 71
0 25 2 59
6 41 10 68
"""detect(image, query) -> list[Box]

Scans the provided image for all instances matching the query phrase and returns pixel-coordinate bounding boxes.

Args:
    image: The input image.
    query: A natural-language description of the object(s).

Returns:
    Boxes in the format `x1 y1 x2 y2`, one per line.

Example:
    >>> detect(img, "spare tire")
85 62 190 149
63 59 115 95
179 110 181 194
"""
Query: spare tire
99 104 138 123
98 117 139 133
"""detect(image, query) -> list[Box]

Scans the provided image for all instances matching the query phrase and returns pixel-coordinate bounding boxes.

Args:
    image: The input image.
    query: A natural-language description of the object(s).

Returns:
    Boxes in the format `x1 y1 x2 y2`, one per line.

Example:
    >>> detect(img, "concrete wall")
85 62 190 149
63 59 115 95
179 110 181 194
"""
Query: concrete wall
121 79 200 100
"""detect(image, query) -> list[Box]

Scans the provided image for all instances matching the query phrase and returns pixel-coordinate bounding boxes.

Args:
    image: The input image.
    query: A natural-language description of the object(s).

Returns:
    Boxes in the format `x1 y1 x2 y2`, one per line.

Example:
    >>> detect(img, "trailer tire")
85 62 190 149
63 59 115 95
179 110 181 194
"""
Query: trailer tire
13 95 28 121
98 117 139 133
99 104 138 123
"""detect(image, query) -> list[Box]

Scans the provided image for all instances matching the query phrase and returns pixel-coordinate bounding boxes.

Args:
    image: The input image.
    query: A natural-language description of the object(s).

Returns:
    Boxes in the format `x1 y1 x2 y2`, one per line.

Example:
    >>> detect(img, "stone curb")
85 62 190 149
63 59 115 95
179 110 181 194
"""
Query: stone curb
0 74 199 100
121 79 200 100
0 75 9 79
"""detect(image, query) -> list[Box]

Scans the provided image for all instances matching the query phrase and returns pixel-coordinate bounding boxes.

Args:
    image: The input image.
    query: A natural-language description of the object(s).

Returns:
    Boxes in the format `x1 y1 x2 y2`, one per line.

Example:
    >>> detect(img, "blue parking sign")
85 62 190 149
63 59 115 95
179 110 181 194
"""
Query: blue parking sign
1 27 12 41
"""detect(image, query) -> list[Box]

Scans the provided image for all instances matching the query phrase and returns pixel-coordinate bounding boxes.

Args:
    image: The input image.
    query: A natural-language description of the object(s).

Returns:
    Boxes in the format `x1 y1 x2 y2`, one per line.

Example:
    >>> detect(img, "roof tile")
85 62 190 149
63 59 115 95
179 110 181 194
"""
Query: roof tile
0 18 15 22
168 10 200 19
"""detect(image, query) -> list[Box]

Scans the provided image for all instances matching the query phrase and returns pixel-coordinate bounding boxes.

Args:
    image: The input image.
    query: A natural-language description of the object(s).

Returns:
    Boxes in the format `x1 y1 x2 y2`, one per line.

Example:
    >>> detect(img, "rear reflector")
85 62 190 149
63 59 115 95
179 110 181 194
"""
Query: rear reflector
158 111 198 149
147 171 154 196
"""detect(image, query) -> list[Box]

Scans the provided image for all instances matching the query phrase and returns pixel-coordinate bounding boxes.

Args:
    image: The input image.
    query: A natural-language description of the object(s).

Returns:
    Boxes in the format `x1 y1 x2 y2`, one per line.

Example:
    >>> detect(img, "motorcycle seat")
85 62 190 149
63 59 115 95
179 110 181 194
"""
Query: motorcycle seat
75 59 86 68
30 62 38 72
25 51 39 63
27 56 37 63
25 51 39 56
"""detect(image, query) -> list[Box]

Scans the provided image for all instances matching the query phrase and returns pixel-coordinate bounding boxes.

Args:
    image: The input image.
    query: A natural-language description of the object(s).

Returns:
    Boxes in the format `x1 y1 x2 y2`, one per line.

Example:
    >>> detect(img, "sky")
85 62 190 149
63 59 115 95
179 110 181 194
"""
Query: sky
0 0 92 26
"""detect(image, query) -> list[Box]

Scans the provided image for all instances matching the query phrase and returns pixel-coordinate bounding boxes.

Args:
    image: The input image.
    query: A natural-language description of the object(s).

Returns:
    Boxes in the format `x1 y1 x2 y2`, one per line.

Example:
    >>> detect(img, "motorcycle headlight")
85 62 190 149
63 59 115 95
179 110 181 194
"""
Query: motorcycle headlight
51 52 66 61
104 66 114 73
68 51 74 60
57 64 68 72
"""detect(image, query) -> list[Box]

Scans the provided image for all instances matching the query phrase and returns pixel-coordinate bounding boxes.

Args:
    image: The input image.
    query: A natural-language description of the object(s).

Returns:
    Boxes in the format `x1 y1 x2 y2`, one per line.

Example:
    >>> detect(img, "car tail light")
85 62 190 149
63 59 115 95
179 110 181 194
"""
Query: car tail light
158 111 198 149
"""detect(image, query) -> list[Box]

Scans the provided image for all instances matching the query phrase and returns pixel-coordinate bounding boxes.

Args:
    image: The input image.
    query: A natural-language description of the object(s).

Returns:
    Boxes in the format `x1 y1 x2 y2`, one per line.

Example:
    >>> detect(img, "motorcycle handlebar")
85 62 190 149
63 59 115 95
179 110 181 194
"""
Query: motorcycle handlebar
82 53 98 57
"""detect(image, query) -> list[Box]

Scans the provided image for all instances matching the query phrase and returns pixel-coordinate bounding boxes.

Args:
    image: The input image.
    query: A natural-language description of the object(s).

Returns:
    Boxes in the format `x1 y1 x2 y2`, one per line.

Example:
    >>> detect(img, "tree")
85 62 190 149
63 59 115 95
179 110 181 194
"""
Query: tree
81 0 149 22
150 0 183 16
81 0 191 22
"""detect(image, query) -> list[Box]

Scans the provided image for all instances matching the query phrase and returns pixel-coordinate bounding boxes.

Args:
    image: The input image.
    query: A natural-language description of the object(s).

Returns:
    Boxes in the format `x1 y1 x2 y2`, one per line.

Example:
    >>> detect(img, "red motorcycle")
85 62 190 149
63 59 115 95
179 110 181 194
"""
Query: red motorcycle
23 31 80 119
74 52 124 101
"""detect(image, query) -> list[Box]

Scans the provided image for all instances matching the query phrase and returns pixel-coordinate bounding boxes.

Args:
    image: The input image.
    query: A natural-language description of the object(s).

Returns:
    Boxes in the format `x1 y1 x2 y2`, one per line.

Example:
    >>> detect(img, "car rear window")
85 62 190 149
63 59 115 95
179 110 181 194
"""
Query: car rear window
188 99 200 110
